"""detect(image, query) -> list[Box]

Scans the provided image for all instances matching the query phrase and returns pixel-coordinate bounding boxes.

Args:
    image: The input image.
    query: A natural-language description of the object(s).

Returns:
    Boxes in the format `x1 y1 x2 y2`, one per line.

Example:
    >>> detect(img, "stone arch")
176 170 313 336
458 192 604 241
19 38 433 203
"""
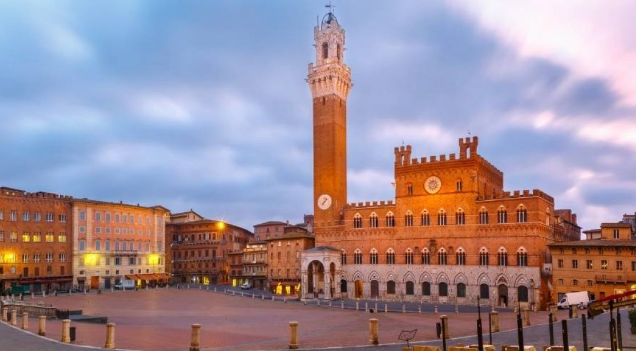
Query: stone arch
403 271 415 283
419 272 432 283
339 271 349 281
477 272 492 286
453 272 468 285
352 270 364 281
436 272 450 284
369 270 381 282
514 275 529 288
495 274 509 286
386 271 397 282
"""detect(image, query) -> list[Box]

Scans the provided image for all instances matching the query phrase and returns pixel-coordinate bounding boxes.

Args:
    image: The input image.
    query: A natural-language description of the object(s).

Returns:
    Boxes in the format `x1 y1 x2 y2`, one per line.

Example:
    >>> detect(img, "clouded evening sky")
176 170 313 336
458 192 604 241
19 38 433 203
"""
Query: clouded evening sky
1 1 635 232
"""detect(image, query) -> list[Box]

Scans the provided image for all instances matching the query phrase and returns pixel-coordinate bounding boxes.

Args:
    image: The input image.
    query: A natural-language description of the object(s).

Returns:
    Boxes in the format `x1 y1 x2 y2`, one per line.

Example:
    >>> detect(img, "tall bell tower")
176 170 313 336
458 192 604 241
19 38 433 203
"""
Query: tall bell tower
307 10 352 236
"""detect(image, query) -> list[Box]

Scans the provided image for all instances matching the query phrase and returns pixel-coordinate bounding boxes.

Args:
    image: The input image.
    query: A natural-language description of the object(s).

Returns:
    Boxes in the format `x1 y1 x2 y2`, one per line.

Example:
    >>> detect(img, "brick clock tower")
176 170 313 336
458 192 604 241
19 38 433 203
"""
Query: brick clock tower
307 11 352 237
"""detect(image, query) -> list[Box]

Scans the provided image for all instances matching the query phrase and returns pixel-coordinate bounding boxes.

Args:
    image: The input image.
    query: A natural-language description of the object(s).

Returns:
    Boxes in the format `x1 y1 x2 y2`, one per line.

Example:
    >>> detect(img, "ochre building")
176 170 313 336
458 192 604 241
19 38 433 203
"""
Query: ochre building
0 187 73 292
301 12 578 310
549 222 635 301
72 200 170 289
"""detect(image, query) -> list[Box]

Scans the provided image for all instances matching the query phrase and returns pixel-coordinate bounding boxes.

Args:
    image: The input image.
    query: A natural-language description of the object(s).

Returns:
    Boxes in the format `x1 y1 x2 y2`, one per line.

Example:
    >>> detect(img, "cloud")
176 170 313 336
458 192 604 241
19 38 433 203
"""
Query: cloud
0 1 634 232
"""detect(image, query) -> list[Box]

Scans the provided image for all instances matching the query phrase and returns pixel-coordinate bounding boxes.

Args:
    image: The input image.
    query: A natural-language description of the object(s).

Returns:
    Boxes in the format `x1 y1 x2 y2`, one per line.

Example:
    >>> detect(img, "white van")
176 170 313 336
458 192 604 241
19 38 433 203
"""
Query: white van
557 291 590 309
115 280 135 290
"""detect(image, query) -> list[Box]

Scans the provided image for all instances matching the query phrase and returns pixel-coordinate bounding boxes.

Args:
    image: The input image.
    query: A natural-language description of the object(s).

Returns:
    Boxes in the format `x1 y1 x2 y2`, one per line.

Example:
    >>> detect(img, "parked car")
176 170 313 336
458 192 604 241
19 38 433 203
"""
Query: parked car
240 283 251 290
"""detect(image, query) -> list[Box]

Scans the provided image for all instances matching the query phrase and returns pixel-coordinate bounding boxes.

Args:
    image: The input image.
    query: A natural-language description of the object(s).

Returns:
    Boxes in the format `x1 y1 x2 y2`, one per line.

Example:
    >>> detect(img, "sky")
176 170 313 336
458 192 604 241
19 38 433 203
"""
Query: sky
0 1 634 232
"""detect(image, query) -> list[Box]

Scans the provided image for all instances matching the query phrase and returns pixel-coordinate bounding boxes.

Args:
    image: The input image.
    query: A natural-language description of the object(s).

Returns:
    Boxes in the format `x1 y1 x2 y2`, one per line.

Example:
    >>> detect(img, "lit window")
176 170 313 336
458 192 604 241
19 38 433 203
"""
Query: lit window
33 233 41 242
46 233 54 242
22 233 31 242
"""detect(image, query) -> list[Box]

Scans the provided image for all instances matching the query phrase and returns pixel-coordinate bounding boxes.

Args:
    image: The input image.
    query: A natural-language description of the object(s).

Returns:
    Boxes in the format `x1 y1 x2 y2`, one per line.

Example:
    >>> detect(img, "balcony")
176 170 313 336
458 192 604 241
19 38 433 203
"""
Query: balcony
595 274 626 283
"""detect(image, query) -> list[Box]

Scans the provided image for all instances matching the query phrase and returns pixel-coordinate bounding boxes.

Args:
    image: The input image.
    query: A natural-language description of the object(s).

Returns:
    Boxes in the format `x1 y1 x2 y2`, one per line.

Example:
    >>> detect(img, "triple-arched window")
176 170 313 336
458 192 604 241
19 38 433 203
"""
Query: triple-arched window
479 247 489 266
479 208 489 224
497 206 508 224
438 248 448 265
421 248 430 265
369 248 378 265
421 210 430 226
370 213 379 228
386 248 395 264
405 248 414 265
405 211 414 227
456 208 466 225
354 249 362 264
353 213 362 229
498 247 508 266
517 247 528 266
517 206 528 223
456 247 466 265
437 209 447 226
386 212 395 227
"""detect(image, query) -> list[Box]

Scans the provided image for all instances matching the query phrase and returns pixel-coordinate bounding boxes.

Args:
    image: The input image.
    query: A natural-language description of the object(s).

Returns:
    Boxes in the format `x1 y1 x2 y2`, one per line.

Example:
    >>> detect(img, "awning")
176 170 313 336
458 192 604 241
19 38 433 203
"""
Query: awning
125 274 140 280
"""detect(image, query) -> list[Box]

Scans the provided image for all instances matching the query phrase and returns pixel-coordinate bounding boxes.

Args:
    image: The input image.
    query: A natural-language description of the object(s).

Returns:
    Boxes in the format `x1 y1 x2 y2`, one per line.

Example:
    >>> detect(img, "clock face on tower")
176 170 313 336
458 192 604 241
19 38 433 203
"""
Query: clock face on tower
424 176 442 194
317 194 332 210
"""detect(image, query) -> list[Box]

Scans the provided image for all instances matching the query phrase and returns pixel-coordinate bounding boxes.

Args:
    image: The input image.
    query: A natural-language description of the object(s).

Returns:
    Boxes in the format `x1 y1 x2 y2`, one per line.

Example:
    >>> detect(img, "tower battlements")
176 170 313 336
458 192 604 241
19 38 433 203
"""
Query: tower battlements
393 136 502 177
477 188 554 204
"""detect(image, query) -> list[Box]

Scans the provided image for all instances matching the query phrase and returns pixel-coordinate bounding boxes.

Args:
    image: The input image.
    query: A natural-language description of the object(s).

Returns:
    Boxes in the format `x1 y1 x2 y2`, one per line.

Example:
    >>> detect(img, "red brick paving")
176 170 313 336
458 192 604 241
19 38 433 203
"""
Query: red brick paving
24 290 558 351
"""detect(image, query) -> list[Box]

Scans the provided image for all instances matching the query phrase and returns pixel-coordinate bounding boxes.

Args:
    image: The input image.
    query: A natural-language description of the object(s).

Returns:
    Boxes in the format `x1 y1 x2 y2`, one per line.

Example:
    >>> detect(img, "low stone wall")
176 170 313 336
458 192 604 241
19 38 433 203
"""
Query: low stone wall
1 301 57 319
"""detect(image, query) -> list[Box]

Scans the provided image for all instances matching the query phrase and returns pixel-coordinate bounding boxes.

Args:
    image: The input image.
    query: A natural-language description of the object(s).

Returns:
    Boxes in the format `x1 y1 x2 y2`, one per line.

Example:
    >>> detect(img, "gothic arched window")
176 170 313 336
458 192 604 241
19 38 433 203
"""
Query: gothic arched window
353 213 362 229
405 211 414 227
322 42 329 59
516 205 528 223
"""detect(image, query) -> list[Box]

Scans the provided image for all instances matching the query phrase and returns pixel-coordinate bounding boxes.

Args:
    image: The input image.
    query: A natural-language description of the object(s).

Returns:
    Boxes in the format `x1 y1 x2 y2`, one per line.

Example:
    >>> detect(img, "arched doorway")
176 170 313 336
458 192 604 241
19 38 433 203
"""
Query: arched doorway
370 280 379 298
498 284 508 306
354 280 363 298
406 281 414 295
307 260 325 298
518 286 528 302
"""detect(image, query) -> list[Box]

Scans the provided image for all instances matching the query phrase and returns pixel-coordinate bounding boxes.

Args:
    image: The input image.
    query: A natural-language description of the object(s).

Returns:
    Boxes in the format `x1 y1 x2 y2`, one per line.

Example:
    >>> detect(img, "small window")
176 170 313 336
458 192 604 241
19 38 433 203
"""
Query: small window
322 42 329 59
387 281 396 294
457 283 466 298
456 180 463 191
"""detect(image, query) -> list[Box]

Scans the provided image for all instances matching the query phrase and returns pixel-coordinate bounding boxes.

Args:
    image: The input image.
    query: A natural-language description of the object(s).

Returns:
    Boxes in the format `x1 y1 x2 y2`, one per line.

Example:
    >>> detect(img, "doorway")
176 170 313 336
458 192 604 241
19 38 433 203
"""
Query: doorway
498 284 508 306
354 280 363 299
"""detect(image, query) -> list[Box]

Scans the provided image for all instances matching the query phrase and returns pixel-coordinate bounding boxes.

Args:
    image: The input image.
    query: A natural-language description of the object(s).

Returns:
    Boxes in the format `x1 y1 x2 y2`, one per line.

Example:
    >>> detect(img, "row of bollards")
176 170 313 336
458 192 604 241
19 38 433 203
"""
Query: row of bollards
1 307 203 351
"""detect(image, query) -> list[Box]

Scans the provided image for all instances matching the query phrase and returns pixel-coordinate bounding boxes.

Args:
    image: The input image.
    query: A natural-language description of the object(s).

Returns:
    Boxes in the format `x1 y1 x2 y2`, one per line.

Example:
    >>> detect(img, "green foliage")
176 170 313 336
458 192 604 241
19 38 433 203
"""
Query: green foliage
628 309 636 327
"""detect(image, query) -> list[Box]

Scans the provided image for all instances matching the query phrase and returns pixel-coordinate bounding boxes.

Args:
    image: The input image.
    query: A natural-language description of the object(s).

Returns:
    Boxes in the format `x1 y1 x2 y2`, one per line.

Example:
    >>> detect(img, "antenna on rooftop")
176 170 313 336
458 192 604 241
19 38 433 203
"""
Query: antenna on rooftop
325 2 335 15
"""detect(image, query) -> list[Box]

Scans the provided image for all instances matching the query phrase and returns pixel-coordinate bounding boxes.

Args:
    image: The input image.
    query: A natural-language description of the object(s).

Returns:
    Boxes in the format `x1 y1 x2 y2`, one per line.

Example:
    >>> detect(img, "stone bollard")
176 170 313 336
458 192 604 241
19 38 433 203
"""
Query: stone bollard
375 303 378 312
31 292 35 299
317 299 320 306
207 286 210 291
513 305 518 314
11 310 17 326
190 324 201 351
252 294 255 299
572 306 578 318
105 323 116 349
214 287 217 292
489 311 500 332
549 305 558 322
271 296 274 301
365 302 368 312
369 318 379 345
440 315 450 339
384 304 388 313
522 308 530 326
262 295 265 300
111 287 114 293
289 321 299 349
199 285 202 290
435 306 438 314
329 301 332 307
356 301 359 311
2 306 7 322
402 305 406 313
61 319 71 343
341 301 344 309
22 312 28 330
455 304 459 314
418 305 422 314
39 315 46 336
188 284 190 289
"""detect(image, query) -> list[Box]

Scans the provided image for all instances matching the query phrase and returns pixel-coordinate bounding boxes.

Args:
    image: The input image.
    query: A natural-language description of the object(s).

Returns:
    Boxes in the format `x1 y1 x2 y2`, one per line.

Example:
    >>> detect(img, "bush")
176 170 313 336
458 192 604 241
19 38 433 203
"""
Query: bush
628 309 636 328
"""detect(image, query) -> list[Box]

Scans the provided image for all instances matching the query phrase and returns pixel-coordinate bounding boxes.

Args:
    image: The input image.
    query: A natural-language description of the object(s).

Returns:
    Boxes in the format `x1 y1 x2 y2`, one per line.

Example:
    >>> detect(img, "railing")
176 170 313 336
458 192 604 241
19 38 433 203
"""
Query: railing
595 274 627 283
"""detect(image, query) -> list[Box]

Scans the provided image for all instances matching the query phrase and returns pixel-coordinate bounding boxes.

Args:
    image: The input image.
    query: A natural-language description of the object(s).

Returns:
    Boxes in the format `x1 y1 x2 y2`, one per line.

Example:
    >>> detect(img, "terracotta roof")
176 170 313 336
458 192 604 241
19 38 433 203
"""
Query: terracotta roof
548 239 636 248
253 221 288 227
600 223 632 228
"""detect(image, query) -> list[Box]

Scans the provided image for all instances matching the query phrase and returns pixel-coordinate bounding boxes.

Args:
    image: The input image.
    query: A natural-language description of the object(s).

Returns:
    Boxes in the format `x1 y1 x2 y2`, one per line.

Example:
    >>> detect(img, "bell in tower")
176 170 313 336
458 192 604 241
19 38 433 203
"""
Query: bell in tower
307 8 352 238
